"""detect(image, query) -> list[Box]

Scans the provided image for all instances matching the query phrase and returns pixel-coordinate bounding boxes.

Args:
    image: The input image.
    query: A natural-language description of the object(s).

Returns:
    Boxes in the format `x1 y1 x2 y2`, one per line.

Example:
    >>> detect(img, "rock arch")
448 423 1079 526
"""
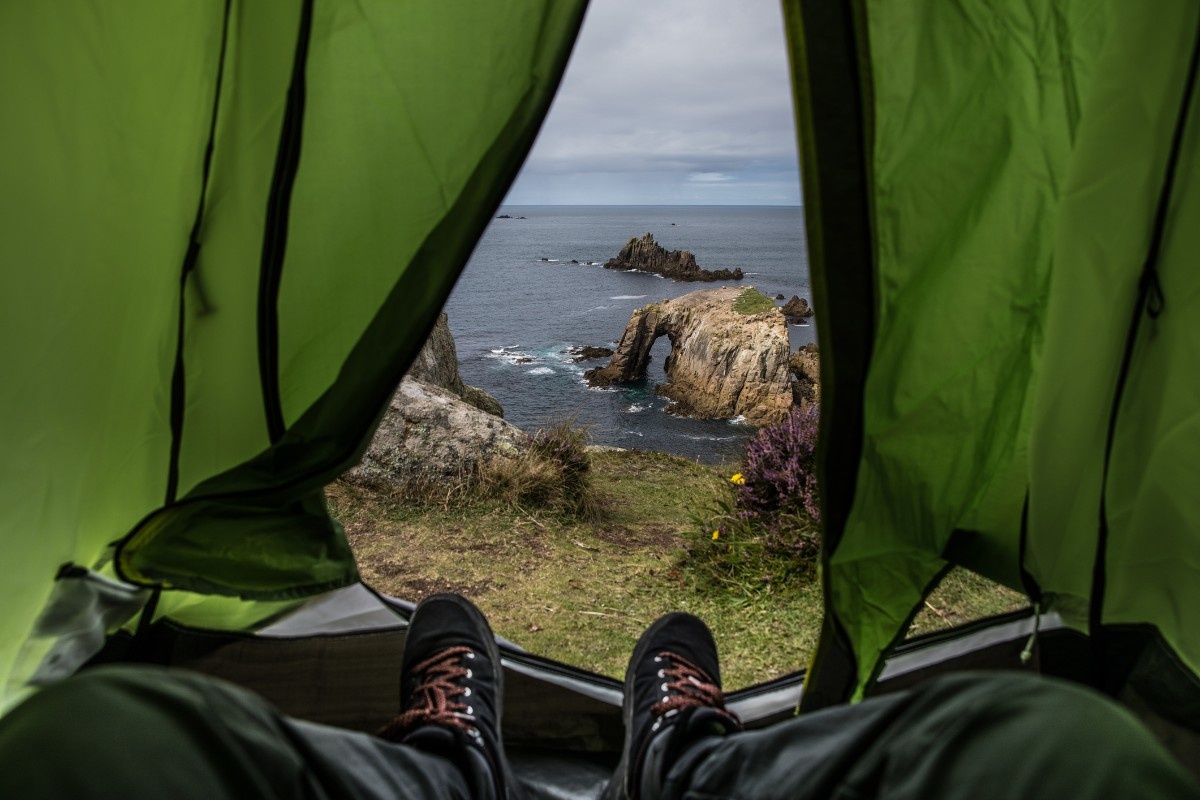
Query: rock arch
585 287 792 426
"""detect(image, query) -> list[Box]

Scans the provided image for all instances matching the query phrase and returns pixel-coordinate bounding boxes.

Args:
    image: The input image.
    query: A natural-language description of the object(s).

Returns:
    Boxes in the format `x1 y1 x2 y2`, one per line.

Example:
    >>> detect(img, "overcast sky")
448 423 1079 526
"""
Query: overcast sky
503 0 802 206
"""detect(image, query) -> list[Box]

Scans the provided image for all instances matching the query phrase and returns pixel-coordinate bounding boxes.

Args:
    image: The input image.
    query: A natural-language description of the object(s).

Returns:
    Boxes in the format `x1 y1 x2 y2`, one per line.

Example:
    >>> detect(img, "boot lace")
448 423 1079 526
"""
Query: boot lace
378 646 477 740
651 651 737 723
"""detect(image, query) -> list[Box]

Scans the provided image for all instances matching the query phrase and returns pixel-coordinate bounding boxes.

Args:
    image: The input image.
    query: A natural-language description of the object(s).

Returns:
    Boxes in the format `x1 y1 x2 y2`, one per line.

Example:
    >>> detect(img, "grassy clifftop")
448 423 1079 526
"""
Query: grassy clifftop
331 448 1022 689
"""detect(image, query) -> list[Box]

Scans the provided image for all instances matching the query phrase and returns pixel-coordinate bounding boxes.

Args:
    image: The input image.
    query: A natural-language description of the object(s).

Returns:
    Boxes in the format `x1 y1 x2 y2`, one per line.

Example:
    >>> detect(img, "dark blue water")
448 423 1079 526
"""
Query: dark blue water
444 206 812 465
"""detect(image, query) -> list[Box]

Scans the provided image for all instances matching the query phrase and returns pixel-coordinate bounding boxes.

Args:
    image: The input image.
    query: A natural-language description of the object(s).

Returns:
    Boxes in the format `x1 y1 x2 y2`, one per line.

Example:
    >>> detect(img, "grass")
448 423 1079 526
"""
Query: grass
332 448 1025 689
733 287 776 315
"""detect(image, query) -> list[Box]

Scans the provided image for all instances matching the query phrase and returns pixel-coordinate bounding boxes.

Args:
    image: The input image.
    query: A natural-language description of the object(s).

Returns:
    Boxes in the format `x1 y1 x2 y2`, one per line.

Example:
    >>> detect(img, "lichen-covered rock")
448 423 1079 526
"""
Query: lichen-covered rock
347 379 528 488
585 286 792 426
406 312 503 417
604 233 743 282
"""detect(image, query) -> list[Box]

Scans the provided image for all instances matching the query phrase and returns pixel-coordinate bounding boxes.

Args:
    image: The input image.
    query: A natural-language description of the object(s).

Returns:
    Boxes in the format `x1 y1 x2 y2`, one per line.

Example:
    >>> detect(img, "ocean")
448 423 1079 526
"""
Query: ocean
443 205 813 465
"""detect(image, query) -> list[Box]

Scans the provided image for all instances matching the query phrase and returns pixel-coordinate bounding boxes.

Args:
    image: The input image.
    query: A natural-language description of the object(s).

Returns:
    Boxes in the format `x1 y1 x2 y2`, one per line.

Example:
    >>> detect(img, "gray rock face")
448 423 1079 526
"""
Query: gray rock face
348 380 528 487
789 343 820 411
407 312 503 417
585 287 792 426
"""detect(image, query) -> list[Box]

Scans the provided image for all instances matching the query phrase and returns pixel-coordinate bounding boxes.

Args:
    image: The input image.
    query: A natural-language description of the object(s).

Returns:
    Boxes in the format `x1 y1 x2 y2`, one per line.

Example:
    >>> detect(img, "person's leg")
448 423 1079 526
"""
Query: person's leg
605 612 1200 800
0 665 470 799
0 592 520 800
664 672 1200 800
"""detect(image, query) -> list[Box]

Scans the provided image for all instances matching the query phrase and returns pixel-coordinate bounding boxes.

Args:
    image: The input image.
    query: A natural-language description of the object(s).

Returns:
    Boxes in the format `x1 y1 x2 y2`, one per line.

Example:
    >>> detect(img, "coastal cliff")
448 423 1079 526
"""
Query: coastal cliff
406 312 504 417
585 287 792 426
604 233 744 282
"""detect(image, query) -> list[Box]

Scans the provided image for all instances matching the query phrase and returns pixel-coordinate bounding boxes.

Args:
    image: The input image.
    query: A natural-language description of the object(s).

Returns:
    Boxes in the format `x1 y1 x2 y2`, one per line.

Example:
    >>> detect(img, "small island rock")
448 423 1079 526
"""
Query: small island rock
780 295 815 324
570 345 615 363
604 233 743 282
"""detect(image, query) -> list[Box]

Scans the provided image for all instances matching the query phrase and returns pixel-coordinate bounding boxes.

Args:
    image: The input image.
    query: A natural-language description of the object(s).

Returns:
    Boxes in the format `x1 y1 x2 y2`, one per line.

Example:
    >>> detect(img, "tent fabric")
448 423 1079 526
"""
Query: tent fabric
788 0 1200 704
0 0 586 709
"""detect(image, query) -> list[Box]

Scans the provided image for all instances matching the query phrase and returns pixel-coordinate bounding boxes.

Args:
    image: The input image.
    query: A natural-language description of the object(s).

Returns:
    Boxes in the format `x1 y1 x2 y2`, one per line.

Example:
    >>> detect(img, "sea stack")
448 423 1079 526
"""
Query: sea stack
604 233 744 282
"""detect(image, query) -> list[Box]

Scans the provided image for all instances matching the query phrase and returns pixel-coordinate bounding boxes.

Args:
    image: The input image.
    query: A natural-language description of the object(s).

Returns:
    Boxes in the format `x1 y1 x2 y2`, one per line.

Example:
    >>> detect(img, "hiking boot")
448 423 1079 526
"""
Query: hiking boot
378 594 519 799
604 612 741 800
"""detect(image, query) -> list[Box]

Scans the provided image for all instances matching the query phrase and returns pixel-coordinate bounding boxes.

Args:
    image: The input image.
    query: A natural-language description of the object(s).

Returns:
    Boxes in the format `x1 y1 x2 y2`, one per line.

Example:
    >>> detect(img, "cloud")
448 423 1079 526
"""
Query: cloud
505 0 801 205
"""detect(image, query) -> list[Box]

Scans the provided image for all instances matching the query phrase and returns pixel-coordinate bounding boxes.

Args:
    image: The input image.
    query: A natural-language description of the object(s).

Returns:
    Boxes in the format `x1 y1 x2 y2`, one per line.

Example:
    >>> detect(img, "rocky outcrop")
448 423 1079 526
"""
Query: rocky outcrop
570 345 615 362
406 312 504 418
604 233 744 282
789 343 820 411
780 295 814 324
585 287 792 425
347 380 528 488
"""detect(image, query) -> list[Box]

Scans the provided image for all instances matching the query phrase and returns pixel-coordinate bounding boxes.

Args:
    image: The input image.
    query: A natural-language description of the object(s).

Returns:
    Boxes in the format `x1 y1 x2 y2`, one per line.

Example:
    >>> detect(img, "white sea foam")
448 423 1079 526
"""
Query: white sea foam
487 348 536 366
625 404 648 414
527 367 554 375
609 295 647 300
728 415 750 425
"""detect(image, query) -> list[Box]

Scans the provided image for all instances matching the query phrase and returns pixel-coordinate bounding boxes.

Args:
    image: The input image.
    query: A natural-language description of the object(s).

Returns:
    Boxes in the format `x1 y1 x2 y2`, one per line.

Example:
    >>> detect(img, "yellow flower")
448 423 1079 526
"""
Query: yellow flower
730 473 745 485
711 530 720 540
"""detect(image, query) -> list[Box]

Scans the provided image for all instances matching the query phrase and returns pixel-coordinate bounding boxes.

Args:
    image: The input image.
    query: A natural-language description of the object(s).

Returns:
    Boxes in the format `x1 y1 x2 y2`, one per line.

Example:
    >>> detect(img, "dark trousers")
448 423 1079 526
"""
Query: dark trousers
0 666 1195 799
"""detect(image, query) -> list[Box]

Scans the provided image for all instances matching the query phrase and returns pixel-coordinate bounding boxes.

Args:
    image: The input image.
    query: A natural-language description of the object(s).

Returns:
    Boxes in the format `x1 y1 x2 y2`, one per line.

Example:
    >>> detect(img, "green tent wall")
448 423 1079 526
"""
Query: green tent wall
0 0 587 710
790 0 1200 708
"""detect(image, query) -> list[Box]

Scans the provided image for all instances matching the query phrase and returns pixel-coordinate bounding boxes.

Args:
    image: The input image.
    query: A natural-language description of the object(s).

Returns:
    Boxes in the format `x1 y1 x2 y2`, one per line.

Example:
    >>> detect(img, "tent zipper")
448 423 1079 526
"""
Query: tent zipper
257 0 314 444
166 0 233 504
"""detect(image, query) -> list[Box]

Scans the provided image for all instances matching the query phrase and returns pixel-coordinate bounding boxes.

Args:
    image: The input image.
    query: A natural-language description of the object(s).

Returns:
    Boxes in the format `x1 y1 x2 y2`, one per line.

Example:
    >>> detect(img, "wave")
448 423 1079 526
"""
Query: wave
728 415 750 425
526 367 554 375
625 403 649 414
487 348 536 366
681 434 739 442
609 295 647 300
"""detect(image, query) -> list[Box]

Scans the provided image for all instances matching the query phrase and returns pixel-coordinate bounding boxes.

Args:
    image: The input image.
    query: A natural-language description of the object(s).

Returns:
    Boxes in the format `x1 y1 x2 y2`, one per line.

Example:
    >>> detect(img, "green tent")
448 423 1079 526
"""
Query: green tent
1 0 1197 788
